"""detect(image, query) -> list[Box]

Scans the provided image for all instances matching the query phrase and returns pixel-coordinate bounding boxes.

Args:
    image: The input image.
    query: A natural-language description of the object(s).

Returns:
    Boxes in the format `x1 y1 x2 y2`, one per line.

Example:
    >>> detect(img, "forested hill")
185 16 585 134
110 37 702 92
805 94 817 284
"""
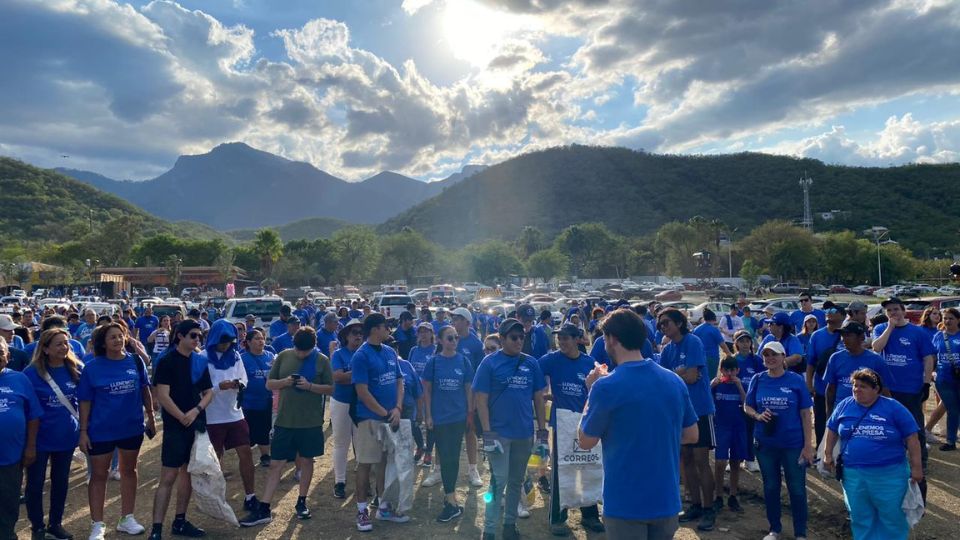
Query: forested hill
0 158 225 244
381 146 960 250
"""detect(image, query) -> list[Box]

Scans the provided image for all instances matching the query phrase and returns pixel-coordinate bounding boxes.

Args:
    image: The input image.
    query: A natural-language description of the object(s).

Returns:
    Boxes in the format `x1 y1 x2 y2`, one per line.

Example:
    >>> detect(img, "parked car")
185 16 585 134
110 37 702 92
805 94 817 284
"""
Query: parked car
809 284 830 295
770 283 803 294
222 297 283 332
829 284 850 294
914 284 938 294
654 289 683 302
375 294 413 320
706 283 742 301
243 286 265 297
151 303 186 321
937 285 960 296
851 285 877 295
903 297 960 324
152 286 171 297
749 298 800 315
688 302 734 325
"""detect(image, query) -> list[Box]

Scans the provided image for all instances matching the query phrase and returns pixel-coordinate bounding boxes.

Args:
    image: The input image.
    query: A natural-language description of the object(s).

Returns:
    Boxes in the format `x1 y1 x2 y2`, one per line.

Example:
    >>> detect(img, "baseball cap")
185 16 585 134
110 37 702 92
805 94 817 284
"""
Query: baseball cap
764 312 791 326
733 330 752 342
516 304 536 320
498 318 525 335
847 300 868 312
416 322 434 332
398 311 414 321
553 323 583 338
0 314 19 331
450 307 472 324
881 297 904 308
839 320 867 335
245 314 256 321
803 314 818 324
760 341 786 355
287 316 302 326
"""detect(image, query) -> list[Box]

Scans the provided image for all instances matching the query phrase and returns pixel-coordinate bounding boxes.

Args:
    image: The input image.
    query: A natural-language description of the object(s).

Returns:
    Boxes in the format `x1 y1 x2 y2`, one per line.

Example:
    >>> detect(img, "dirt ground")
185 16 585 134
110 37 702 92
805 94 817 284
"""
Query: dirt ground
14 400 960 540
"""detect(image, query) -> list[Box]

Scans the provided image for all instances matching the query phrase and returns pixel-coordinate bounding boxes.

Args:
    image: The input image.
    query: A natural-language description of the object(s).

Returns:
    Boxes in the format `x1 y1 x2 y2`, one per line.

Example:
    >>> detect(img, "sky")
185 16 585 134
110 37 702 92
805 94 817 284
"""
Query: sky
1 0 959 181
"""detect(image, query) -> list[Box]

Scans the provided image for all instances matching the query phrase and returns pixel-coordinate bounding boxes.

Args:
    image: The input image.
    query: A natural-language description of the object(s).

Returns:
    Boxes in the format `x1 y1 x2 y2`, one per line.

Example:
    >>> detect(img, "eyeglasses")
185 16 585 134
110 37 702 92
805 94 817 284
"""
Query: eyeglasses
505 334 524 342
657 320 672 329
825 308 840 314
800 298 812 303
187 332 202 339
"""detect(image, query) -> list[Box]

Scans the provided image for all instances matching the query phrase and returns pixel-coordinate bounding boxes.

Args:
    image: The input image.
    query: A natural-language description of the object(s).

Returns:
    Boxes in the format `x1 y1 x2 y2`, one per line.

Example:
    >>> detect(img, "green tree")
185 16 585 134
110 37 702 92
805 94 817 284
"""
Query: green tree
739 259 763 290
515 226 545 260
526 249 569 283
554 223 618 277
739 221 817 274
655 221 700 276
252 229 284 278
379 228 436 282
466 242 523 283
330 226 381 284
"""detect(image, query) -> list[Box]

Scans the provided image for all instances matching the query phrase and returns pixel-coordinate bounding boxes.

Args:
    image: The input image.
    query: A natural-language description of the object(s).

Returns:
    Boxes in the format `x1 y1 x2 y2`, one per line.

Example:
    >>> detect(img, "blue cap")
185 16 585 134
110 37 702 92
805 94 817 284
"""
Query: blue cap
764 311 791 326
517 304 536 320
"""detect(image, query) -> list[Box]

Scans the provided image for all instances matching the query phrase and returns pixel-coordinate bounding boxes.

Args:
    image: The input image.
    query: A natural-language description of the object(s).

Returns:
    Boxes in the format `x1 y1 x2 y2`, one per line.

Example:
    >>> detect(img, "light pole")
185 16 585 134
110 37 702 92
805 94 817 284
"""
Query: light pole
867 226 889 287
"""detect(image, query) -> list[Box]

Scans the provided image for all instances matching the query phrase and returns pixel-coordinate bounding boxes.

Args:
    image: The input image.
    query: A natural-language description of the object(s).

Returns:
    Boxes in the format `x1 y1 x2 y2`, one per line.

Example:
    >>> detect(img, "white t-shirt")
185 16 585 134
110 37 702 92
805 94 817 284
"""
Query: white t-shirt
206 359 248 425
719 314 745 341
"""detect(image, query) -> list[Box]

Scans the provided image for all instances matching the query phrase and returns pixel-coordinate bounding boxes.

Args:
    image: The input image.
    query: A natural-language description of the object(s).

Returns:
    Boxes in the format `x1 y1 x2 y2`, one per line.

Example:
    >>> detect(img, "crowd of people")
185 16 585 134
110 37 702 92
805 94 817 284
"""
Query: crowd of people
0 288 956 540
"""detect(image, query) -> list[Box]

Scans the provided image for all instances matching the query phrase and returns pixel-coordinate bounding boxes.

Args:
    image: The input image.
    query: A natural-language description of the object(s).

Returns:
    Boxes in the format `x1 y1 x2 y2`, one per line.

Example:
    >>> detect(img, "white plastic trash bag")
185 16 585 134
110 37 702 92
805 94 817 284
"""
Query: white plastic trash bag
902 479 924 528
187 431 239 527
815 436 841 479
556 408 603 510
379 420 415 514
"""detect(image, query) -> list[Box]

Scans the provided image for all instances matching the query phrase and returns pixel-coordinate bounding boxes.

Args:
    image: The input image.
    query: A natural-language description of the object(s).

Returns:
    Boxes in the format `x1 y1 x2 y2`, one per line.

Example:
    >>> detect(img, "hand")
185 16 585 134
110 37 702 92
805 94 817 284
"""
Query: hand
822 457 835 472
801 445 815 465
910 467 924 484
425 417 434 430
22 445 36 467
921 383 931 402
755 409 773 423
387 407 401 426
146 416 157 435
219 380 237 390
294 377 311 391
482 432 503 454
78 432 91 454
181 408 199 427
286 376 299 388
585 362 608 390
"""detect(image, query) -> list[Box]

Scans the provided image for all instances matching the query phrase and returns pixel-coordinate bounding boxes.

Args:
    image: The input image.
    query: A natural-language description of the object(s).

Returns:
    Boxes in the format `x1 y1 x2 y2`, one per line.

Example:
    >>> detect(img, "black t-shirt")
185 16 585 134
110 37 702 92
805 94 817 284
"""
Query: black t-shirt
153 349 213 430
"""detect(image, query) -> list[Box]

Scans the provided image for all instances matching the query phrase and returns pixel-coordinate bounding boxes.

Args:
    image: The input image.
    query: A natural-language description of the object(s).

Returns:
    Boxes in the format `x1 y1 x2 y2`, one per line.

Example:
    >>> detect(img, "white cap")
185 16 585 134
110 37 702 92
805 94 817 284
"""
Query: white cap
0 314 19 331
760 341 786 355
451 307 473 324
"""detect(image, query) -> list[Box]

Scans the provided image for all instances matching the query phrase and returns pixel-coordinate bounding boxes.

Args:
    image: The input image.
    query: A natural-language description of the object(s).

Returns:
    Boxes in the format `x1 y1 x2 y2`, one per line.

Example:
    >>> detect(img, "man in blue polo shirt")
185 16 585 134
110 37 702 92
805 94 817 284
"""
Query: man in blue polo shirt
270 317 301 353
872 296 935 497
693 309 732 380
658 308 717 531
540 324 604 536
790 292 826 334
579 309 698 540
824 321 893 413
474 318 547 540
134 306 159 347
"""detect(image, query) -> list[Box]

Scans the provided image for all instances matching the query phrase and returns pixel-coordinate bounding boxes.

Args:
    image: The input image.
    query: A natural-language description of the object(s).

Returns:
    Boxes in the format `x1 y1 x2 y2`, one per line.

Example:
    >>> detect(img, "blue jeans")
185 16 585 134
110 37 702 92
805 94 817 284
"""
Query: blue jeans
936 381 960 445
26 449 73 530
483 436 532 534
842 462 910 540
755 445 807 537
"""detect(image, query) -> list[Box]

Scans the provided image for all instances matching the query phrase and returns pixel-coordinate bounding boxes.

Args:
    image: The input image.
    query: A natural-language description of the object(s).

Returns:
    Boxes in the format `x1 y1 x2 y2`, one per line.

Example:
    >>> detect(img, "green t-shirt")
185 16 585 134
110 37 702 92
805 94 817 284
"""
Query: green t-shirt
269 349 333 429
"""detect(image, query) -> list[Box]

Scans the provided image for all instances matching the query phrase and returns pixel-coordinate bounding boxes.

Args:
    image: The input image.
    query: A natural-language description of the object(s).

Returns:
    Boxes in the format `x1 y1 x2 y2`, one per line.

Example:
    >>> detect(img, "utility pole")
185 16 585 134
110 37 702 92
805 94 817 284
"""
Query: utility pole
799 172 813 230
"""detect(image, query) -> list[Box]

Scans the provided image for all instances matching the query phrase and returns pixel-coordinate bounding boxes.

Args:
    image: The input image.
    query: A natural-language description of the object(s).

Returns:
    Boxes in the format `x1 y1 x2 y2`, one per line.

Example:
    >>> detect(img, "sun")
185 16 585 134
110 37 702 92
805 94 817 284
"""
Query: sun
442 0 526 67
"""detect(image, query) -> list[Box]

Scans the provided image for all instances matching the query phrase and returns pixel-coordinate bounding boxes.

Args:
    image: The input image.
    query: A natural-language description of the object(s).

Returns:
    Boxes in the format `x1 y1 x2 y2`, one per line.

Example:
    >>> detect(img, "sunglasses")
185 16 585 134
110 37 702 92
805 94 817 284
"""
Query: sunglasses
187 332 202 339
348 329 362 336
505 334 524 342
800 298 812 303
657 320 672 328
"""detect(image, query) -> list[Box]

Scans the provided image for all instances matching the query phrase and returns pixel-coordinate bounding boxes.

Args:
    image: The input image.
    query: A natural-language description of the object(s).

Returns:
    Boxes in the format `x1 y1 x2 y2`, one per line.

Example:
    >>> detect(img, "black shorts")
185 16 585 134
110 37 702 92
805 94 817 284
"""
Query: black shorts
683 415 716 449
271 425 325 461
161 426 196 468
243 408 272 447
89 434 144 456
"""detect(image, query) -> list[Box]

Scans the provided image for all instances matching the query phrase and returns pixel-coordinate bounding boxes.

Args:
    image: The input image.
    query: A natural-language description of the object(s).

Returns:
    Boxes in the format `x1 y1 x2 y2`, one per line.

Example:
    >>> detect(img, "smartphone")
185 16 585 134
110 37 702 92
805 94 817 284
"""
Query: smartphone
291 373 302 381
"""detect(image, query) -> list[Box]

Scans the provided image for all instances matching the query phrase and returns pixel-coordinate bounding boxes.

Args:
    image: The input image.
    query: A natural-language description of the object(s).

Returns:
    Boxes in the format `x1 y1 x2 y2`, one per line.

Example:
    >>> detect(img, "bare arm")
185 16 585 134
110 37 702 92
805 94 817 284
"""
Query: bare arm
785 353 803 368
534 390 546 431
823 428 839 467
681 423 699 444
805 364 816 395
332 369 353 384
355 383 389 418
906 434 923 482
421 380 433 427
675 365 700 385
923 354 935 384
800 407 815 462
476 392 491 432
872 324 893 352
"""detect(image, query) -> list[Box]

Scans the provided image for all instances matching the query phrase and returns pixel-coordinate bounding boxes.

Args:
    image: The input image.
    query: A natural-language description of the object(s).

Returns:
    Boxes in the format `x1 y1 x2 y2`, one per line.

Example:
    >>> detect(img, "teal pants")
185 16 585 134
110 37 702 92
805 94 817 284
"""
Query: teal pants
842 461 910 540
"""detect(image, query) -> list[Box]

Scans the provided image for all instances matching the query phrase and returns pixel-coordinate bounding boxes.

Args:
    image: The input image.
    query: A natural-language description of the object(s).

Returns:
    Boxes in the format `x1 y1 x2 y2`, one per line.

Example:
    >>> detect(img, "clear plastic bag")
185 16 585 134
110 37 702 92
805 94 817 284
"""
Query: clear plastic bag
187 431 239 527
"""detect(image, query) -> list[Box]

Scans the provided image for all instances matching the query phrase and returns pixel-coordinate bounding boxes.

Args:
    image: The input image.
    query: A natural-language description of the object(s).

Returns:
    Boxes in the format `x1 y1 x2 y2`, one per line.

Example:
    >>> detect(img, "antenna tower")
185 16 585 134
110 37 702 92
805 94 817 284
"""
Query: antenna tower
799 172 813 230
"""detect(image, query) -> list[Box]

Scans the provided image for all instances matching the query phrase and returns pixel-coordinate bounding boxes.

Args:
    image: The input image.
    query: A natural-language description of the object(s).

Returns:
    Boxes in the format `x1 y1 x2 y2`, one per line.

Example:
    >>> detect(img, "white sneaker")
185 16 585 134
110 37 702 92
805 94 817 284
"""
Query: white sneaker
517 502 531 519
744 460 760 473
109 469 121 481
422 468 441 487
116 514 145 535
89 521 106 540
762 533 781 540
468 467 483 487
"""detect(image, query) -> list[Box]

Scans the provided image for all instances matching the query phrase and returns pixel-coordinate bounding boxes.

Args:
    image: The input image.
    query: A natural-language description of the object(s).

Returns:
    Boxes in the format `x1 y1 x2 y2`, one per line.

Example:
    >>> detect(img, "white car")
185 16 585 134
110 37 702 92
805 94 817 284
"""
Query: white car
222 297 284 331
938 285 960 295
688 301 735 324
243 286 265 297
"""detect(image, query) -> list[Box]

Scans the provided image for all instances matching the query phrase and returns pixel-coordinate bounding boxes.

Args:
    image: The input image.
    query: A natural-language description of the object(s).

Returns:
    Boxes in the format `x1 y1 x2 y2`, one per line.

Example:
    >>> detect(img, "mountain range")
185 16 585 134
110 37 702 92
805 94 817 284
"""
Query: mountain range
57 143 484 230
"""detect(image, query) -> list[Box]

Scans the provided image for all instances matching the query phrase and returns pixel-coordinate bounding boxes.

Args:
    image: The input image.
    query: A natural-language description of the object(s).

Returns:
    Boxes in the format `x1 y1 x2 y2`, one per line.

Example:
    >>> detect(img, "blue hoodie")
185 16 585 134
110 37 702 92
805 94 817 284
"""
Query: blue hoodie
205 319 242 371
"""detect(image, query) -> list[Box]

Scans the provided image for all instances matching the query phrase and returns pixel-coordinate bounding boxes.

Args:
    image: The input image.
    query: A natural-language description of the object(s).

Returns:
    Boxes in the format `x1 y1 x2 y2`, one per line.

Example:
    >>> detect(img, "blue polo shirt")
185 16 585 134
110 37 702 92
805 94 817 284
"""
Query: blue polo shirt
472 350 546 439
581 360 697 521
271 332 295 353
350 342 402 420
538 350 593 427
746 371 813 449
457 331 485 371
823 349 894 404
827 396 919 468
872 322 937 393
408 344 436 377
660 333 714 417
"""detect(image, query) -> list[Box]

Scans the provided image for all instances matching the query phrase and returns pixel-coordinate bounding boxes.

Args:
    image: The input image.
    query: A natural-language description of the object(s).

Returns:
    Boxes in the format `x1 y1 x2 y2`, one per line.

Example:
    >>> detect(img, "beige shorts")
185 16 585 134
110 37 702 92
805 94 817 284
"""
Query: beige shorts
354 419 387 464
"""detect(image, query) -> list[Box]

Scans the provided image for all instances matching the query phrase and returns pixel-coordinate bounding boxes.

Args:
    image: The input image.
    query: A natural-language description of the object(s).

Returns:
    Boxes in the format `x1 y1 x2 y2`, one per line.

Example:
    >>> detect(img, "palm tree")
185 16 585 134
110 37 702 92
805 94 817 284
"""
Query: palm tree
252 229 283 278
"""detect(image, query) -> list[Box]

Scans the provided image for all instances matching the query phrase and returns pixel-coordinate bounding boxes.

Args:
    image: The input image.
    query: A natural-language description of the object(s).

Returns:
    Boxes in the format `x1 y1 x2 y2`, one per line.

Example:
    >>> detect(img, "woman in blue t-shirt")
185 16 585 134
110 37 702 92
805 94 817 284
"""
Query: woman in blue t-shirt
733 330 763 471
744 340 814 540
77 323 154 539
823 368 923 540
421 325 474 523
798 315 819 355
329 319 363 499
760 312 805 374
23 329 83 540
240 329 276 467
932 308 960 450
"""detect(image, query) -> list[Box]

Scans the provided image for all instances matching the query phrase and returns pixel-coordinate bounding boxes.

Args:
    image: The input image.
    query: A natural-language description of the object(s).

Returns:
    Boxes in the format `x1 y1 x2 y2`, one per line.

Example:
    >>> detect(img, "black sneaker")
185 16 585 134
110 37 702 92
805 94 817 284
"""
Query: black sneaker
436 502 463 523
45 524 74 540
712 496 724 513
581 516 605 533
31 527 45 540
940 443 957 452
549 523 570 537
259 455 271 468
148 530 161 540
537 475 551 494
502 525 521 540
239 507 272 527
728 495 744 513
482 534 495 540
697 509 716 531
171 520 205 537
295 500 312 520
334 482 346 499
243 496 260 513
678 504 703 523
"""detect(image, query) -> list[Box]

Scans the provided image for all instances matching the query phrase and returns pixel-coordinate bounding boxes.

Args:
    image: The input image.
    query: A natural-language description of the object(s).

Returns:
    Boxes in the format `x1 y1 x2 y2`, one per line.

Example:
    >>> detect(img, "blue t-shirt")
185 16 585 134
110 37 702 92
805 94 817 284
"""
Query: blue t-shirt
790 308 825 334
317 329 338 358
823 349 894 404
827 396 919 468
590 335 652 369
457 332 485 371
74 322 96 347
431 320 449 335
693 323 725 360
538 350 593 428
350 342 402 420
713 381 746 429
0 368 43 465
422 353 473 425
933 331 960 386
920 325 938 344
22 339 86 360
581 360 697 520
269 319 287 339
134 315 158 344
77 354 150 442
530 325 550 359
24 364 81 452
408 345 436 377
398 360 422 419
472 350 546 439
805 327 844 395
746 371 813 449
660 333 715 417
331 346 358 404
872 323 937 393
735 353 763 387
240 351 275 410
271 332 294 353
